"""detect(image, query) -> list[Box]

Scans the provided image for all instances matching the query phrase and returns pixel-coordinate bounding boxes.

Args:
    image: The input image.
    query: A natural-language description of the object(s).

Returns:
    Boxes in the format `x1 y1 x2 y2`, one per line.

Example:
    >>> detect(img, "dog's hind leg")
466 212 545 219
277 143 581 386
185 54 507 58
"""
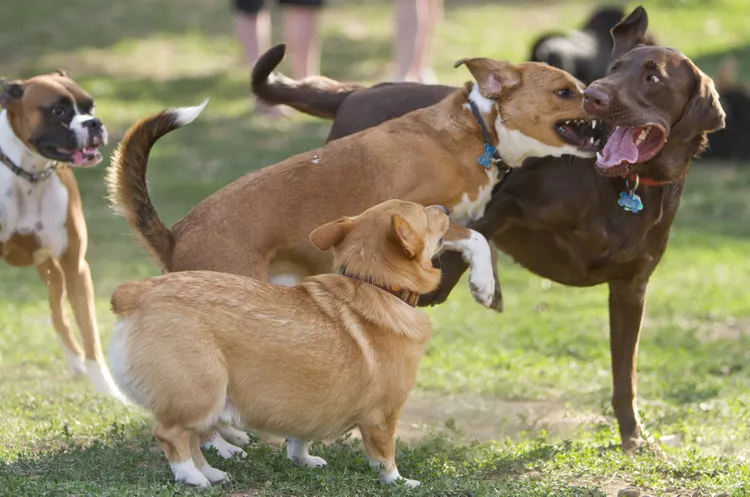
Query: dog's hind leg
286 438 327 468
190 432 229 483
35 258 86 376
154 423 210 487
360 413 419 487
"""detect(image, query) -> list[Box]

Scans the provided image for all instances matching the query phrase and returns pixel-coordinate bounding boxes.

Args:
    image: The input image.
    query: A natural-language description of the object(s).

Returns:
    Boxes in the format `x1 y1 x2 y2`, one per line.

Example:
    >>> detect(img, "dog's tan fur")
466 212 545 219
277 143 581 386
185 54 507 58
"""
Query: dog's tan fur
0 73 122 399
109 200 451 487
107 58 593 287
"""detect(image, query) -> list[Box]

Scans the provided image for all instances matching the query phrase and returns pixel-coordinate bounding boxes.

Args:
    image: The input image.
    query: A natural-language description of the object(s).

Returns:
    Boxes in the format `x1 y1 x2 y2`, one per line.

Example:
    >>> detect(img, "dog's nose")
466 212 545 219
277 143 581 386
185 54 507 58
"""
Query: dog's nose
583 86 611 112
82 118 103 131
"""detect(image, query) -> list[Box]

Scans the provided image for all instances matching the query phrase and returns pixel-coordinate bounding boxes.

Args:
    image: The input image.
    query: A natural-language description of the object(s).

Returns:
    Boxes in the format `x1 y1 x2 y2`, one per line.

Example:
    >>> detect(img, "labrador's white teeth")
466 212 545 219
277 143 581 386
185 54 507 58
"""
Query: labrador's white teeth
635 126 652 146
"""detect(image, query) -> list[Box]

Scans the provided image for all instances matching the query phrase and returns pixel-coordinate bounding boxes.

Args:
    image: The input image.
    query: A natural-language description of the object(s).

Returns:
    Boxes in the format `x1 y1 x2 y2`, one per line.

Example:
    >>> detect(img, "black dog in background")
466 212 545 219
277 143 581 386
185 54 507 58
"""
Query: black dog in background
530 7 748 160
529 7 631 84
702 58 750 161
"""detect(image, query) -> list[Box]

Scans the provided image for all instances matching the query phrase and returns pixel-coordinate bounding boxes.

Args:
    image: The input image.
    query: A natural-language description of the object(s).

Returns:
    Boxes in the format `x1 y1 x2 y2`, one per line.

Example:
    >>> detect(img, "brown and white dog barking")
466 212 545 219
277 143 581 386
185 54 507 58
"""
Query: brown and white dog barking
0 72 123 401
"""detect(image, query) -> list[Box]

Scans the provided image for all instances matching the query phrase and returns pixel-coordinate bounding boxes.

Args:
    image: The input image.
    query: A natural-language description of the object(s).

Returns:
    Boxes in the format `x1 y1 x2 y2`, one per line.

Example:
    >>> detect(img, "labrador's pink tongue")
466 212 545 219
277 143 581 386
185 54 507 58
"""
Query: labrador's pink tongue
598 127 638 168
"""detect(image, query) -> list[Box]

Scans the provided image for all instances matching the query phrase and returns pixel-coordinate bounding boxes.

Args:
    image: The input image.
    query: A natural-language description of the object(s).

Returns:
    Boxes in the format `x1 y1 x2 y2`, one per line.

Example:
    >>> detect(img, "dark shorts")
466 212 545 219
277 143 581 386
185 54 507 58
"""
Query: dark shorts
235 0 324 13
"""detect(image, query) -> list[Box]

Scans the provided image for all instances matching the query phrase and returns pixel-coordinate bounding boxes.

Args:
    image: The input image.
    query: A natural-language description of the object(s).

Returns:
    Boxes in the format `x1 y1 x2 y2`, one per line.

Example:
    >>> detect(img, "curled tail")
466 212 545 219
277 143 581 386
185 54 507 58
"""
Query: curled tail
106 100 208 271
251 43 364 119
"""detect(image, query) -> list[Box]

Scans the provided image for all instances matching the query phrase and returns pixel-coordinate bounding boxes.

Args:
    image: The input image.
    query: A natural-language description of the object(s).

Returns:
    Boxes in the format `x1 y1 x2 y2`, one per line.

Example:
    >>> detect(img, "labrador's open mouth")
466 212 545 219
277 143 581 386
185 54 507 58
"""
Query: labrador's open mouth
555 118 608 152
595 124 667 177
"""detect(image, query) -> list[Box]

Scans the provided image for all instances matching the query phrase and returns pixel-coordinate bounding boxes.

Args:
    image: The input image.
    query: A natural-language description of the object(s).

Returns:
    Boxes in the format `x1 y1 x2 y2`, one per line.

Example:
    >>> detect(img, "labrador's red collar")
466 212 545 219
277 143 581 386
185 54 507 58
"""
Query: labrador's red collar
624 172 679 187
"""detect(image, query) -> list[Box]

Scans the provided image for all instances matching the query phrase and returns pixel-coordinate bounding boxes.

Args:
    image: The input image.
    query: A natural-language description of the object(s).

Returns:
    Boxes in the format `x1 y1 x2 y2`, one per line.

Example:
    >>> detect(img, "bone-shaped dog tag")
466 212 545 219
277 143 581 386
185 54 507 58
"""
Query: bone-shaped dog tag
477 143 496 169
618 191 643 213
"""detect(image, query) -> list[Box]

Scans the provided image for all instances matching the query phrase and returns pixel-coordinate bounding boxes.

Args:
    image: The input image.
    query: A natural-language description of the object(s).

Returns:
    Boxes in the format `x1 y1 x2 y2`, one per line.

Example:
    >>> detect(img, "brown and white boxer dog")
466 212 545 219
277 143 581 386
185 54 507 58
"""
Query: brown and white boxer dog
0 70 123 401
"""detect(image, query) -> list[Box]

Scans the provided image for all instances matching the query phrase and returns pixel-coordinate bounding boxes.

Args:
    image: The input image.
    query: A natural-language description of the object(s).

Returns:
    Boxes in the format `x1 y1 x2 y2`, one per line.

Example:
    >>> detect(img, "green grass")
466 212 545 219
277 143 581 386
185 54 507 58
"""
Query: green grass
2 0 750 495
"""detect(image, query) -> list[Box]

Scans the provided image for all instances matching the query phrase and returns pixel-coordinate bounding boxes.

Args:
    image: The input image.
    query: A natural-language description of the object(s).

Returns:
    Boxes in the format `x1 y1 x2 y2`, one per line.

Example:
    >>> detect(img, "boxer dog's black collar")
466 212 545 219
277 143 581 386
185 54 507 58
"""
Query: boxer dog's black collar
0 147 59 183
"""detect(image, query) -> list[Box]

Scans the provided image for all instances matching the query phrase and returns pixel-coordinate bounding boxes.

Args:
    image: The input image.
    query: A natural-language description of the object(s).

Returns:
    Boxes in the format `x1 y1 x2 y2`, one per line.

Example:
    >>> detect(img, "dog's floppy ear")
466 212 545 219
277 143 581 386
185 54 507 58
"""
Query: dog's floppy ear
673 65 726 142
391 214 423 260
0 79 24 108
310 217 354 252
611 6 649 60
454 58 520 98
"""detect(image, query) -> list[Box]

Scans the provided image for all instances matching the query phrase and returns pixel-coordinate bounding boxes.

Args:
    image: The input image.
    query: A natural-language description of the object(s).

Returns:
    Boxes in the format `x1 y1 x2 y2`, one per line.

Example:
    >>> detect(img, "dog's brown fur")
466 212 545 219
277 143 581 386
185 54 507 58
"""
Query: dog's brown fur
109 200 450 487
246 7 726 453
107 58 593 284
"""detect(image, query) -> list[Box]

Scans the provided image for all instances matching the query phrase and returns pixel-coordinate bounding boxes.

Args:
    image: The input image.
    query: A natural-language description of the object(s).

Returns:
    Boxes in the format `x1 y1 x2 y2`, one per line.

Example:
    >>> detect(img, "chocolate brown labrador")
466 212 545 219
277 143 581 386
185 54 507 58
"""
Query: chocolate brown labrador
251 6 725 453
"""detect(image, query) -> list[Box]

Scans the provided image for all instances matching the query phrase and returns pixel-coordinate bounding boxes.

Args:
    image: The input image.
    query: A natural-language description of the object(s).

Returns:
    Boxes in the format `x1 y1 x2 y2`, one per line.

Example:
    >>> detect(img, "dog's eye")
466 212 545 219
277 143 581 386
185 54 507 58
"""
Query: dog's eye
554 88 575 99
51 107 66 117
646 74 661 84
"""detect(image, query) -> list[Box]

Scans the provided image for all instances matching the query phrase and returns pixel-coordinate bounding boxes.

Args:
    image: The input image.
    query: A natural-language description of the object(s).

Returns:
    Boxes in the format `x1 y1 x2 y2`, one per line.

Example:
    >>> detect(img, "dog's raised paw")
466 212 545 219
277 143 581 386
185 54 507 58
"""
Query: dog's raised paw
469 275 495 307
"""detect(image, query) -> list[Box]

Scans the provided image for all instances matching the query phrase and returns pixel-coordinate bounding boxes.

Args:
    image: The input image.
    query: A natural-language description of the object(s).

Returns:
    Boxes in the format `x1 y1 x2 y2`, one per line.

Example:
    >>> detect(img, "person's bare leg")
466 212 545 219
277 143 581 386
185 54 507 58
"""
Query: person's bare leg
284 5 321 79
393 0 419 82
235 8 289 116
235 10 271 65
415 0 442 83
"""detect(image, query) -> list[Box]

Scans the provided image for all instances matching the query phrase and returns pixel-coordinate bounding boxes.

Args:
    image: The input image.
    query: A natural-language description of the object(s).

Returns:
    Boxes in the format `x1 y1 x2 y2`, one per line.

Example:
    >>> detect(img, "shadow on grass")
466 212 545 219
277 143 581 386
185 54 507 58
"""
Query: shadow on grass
0 432 566 496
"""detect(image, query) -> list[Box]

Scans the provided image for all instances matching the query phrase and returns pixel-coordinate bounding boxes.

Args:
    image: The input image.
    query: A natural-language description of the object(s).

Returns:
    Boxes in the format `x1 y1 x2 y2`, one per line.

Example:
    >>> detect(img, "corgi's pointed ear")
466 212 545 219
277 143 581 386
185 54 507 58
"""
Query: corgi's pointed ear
454 58 520 98
310 217 354 252
391 214 423 259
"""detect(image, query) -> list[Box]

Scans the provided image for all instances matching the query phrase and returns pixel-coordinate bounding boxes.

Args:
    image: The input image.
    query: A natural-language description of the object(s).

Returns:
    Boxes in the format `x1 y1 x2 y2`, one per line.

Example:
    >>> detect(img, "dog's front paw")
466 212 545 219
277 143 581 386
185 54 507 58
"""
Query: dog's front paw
217 425 251 446
204 433 248 459
379 469 420 488
293 455 328 468
402 478 421 488
171 461 211 487
199 465 229 483
469 271 495 307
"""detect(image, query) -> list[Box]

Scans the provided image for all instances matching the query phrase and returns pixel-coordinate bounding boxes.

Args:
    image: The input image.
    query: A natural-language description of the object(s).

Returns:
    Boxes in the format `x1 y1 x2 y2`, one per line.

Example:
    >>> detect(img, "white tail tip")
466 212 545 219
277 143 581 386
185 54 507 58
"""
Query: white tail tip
171 98 209 126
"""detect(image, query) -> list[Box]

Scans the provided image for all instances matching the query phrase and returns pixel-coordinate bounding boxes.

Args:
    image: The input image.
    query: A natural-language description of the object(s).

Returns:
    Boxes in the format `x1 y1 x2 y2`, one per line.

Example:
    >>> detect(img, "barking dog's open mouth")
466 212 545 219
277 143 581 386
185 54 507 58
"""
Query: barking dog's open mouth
53 145 102 167
595 124 667 177
555 118 608 152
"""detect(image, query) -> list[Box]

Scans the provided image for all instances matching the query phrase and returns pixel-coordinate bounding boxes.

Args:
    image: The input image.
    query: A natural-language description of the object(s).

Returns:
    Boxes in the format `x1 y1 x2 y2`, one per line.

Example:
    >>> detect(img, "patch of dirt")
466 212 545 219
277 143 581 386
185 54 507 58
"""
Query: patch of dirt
569 475 698 497
396 393 608 443
249 393 607 446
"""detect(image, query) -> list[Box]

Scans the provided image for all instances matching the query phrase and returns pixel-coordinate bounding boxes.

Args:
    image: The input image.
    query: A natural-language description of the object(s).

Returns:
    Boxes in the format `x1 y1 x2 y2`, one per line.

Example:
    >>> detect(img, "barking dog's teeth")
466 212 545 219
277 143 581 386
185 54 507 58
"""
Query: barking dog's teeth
592 120 597 129
596 152 603 162
589 137 595 145
635 126 651 146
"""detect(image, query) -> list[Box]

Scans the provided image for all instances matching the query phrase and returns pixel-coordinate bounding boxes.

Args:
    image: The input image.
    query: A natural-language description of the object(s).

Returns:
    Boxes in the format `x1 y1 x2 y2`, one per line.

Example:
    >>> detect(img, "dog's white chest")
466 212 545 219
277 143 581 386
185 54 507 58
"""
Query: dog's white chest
0 168 69 259
450 168 497 225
